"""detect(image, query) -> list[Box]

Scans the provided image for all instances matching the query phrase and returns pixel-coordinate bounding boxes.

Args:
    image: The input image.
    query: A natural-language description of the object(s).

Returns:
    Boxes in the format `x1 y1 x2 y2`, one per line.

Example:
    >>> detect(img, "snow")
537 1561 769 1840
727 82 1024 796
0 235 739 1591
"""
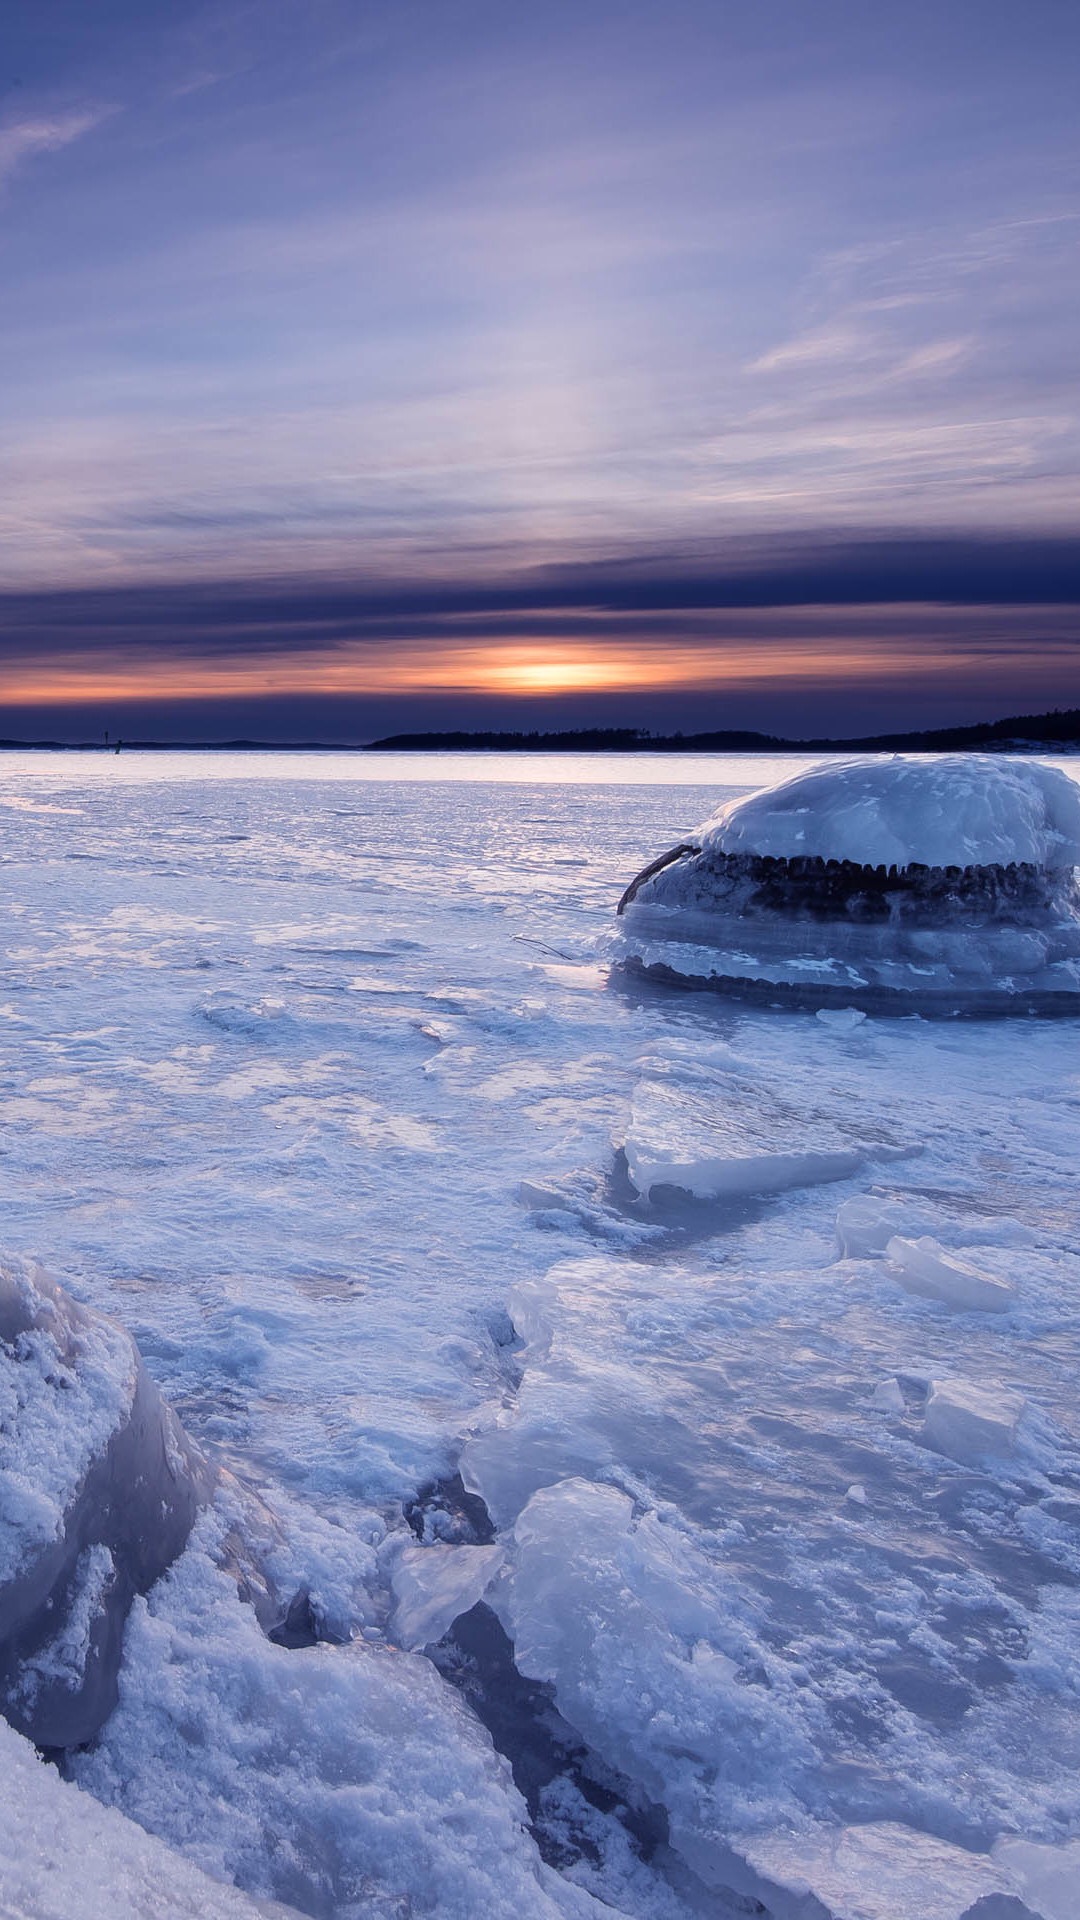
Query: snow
0 1715 301 1920
922 1378 1027 1464
697 754 1080 870
71 1501 606 1920
0 748 1077 1920
886 1235 1017 1312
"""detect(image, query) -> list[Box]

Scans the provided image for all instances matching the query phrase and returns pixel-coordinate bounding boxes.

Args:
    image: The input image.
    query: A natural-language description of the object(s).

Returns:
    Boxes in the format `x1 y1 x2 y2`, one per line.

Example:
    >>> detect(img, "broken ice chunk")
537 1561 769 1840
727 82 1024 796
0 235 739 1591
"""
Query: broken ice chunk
886 1235 1016 1312
836 1194 926 1258
391 1543 503 1650
869 1377 907 1414
922 1379 1026 1465
625 1133 864 1202
815 1007 868 1032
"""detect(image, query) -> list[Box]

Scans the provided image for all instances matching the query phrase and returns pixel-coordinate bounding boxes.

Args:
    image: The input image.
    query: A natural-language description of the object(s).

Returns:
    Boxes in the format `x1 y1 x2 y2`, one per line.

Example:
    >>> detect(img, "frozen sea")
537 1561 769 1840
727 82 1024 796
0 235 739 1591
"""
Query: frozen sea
1 748 1079 1920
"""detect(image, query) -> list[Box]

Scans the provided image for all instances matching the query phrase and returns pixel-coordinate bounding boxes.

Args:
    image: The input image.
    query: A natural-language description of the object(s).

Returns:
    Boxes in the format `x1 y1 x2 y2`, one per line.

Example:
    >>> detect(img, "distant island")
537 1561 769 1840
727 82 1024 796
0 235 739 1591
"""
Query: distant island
366 708 1080 754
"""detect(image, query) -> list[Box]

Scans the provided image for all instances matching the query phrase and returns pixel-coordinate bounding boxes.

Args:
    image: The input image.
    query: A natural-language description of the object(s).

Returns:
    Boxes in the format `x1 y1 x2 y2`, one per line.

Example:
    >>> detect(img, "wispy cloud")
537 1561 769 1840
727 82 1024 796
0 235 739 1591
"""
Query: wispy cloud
0 107 109 187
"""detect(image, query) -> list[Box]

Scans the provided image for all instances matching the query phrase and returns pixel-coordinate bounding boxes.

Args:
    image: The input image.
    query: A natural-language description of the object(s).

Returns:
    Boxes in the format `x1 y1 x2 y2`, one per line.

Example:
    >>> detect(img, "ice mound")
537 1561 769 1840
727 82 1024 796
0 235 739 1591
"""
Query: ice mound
0 1259 214 1747
615 755 1080 1013
696 756 1080 870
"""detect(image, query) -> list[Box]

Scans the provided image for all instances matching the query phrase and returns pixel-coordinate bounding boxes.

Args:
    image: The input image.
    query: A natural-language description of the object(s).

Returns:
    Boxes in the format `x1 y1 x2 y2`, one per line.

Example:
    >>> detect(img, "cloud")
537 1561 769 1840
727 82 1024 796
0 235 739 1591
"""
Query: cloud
0 108 109 187
0 531 1078 666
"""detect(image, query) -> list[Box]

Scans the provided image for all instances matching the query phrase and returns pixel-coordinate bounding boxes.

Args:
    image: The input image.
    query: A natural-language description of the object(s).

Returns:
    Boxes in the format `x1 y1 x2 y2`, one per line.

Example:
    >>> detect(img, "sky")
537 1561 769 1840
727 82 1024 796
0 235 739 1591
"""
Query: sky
2 0 1079 741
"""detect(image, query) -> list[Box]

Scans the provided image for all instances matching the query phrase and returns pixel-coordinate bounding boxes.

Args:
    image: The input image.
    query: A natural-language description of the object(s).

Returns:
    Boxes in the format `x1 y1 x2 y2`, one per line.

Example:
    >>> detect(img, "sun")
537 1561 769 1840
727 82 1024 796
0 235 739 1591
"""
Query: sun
484 654 633 694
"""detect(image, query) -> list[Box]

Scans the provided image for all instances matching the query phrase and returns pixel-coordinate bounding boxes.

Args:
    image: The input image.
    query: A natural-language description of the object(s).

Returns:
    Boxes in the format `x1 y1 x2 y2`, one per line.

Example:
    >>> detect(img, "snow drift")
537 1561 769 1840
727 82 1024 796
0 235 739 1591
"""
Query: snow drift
615 755 1080 1012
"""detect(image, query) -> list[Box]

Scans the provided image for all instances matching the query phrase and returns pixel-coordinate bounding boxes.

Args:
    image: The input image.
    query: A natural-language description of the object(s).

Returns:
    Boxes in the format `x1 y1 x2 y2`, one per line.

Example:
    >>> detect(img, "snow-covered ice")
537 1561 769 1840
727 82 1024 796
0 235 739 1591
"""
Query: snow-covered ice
0 748 1077 1920
696 754 1080 870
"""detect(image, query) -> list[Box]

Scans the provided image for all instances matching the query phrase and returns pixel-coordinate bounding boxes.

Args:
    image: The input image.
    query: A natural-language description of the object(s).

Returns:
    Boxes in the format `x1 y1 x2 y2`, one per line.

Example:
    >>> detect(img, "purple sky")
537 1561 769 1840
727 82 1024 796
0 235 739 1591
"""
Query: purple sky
2 0 1078 738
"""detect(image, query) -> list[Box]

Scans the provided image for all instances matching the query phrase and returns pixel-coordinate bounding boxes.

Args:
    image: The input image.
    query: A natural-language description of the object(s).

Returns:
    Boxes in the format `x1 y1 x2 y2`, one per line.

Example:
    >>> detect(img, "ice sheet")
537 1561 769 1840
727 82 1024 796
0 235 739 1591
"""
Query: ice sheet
0 751 1077 1920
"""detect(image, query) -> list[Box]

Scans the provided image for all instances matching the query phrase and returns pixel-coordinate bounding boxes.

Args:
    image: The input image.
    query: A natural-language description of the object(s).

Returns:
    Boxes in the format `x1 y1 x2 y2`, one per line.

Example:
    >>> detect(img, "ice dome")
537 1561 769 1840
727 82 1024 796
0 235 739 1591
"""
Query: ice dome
615 755 1080 1014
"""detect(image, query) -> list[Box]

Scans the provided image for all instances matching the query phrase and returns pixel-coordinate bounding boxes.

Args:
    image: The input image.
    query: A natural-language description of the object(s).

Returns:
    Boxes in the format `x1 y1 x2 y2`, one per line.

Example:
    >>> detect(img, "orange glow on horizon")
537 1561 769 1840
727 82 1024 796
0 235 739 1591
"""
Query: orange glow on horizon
0 636 973 706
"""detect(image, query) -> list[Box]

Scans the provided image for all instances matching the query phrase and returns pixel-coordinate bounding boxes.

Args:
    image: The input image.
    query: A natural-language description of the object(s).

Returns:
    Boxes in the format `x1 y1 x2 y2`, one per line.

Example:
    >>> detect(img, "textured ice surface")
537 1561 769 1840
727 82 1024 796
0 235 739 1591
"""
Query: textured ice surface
0 751 1077 1920
697 755 1080 870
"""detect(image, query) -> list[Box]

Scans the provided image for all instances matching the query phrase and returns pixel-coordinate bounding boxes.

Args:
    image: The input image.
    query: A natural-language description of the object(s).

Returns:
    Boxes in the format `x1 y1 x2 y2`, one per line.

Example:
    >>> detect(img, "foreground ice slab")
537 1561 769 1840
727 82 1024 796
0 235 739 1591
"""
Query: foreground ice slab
494 1483 1060 1916
622 1036 912 1203
0 1716 299 1920
0 1260 213 1747
615 755 1080 1013
74 1508 607 1920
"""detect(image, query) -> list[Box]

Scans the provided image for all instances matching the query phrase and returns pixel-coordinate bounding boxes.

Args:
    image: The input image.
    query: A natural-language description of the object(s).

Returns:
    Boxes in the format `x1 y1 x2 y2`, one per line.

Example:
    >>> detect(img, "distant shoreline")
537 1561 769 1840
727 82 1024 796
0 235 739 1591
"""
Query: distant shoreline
0 706 1076 754
363 710 1080 754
